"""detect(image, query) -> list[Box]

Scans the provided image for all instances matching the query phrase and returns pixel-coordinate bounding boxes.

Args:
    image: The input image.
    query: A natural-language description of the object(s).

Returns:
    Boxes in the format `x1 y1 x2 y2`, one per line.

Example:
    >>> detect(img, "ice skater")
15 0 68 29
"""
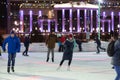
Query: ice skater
94 36 106 54
57 34 75 71
2 31 21 73
112 35 120 80
76 38 82 52
23 34 30 56
46 32 57 62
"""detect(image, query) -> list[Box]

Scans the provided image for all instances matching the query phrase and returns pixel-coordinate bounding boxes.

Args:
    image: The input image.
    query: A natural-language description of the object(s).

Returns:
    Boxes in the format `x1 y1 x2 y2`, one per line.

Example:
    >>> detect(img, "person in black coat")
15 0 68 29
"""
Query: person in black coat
94 36 106 54
23 35 30 56
0 34 3 56
57 34 74 71
76 38 82 51
112 35 120 80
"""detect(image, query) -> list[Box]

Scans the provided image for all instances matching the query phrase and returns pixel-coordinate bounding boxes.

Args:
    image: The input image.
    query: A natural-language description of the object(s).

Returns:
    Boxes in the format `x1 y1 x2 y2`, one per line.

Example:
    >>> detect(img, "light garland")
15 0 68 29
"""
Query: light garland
0 1 120 8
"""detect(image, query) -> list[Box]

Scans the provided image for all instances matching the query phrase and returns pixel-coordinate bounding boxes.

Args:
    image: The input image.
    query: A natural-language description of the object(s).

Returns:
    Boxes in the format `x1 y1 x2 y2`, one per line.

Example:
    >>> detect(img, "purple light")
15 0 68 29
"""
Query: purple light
20 10 24 32
119 12 120 24
70 9 72 32
90 10 93 32
108 20 111 32
111 12 114 31
102 21 104 32
96 10 98 29
48 20 50 32
39 11 42 17
84 9 87 32
55 21 58 32
40 21 43 32
102 12 106 32
77 9 80 32
29 10 33 32
103 12 106 17
62 9 65 32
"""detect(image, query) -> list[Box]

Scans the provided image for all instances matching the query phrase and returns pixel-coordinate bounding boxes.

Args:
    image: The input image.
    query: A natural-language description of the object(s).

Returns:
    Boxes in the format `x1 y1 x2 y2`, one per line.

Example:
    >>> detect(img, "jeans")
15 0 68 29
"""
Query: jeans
59 45 64 52
47 48 54 59
97 45 105 53
114 66 120 80
23 46 29 55
8 53 16 67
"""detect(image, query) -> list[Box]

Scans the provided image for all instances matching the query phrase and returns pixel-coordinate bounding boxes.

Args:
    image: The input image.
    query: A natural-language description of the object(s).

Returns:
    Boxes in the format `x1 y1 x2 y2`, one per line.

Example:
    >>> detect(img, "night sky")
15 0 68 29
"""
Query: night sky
0 0 7 29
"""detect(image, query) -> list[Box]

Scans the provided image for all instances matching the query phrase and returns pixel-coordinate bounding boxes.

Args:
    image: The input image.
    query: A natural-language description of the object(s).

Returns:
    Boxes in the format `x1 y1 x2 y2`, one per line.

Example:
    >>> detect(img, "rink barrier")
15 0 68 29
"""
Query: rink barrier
20 41 109 52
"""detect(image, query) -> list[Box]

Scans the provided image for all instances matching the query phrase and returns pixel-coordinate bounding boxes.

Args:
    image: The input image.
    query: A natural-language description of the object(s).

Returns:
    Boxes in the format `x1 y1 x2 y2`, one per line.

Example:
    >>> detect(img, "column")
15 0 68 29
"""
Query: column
48 20 50 32
55 20 58 32
119 12 120 24
108 20 111 32
40 21 43 32
69 9 72 32
102 21 104 32
29 10 33 32
84 9 87 32
96 10 98 30
62 9 65 32
77 9 80 32
39 11 42 17
102 12 106 32
55 11 58 32
111 12 114 31
90 10 93 32
20 10 24 32
39 11 42 32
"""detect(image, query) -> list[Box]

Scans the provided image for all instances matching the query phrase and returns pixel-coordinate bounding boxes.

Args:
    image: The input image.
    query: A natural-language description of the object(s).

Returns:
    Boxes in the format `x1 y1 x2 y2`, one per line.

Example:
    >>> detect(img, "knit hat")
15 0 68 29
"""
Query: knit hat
10 30 15 34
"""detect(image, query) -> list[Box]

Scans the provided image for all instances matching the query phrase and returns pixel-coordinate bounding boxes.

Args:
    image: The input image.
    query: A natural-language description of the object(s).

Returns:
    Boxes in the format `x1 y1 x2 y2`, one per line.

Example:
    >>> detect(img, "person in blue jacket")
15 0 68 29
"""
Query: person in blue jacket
2 31 21 73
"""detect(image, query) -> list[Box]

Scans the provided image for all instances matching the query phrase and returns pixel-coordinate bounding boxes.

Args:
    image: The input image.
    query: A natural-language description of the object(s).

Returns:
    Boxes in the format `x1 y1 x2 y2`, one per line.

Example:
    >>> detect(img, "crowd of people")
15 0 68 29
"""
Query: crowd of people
0 30 120 80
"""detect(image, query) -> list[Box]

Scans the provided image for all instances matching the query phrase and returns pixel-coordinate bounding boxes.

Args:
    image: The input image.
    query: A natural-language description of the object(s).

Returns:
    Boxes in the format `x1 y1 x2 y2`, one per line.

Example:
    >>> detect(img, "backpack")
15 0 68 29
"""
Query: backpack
107 41 115 57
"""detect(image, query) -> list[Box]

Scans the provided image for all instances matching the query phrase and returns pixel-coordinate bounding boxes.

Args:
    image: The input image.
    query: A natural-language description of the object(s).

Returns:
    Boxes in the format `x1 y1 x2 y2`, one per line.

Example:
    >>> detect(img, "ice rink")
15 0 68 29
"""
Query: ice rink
0 51 115 80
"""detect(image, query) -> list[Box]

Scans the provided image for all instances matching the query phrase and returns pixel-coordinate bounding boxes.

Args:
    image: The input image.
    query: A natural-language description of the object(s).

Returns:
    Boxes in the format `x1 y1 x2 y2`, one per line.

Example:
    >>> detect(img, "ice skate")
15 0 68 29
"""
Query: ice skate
52 58 54 62
11 66 15 72
46 58 49 62
67 66 70 71
56 66 61 70
7 67 10 73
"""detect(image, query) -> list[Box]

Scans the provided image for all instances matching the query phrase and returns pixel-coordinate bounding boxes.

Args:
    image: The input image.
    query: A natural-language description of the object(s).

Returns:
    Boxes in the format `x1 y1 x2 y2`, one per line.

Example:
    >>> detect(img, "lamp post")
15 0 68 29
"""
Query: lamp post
98 0 102 39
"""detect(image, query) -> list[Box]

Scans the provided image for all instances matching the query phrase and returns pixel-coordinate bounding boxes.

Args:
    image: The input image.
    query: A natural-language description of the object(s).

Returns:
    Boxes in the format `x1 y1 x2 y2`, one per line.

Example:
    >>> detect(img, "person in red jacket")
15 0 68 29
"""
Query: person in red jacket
59 35 66 52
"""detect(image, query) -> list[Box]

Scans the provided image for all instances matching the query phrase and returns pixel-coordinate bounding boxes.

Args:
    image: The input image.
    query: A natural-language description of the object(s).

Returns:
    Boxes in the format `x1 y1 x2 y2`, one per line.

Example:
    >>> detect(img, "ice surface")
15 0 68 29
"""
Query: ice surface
0 51 115 80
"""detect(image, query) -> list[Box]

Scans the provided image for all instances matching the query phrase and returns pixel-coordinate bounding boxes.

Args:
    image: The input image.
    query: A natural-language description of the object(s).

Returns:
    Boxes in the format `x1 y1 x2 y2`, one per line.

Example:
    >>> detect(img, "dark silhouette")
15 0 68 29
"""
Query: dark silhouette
94 36 106 54
23 35 30 56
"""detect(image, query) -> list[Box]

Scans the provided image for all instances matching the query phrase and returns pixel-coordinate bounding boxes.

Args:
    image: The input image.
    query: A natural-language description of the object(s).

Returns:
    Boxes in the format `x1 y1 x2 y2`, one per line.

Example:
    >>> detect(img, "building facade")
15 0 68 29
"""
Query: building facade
6 0 120 34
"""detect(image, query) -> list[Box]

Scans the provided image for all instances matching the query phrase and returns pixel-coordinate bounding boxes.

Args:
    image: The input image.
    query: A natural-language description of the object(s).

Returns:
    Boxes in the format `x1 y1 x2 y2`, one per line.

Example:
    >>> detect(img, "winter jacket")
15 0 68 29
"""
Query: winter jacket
112 38 120 66
2 36 21 54
46 34 57 49
60 36 66 44
95 38 101 46
62 39 74 60
24 36 30 47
